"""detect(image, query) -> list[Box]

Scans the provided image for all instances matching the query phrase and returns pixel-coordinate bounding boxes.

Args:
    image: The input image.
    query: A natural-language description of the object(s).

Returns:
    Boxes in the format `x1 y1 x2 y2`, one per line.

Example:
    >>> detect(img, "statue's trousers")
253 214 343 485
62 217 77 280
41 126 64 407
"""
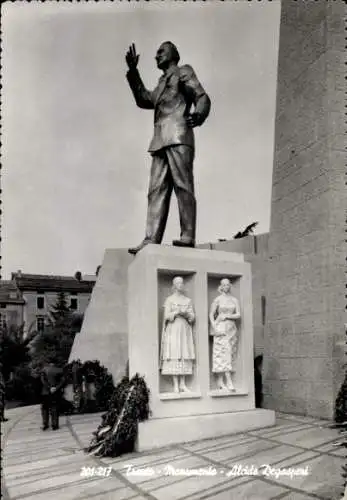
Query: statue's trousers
144 144 196 243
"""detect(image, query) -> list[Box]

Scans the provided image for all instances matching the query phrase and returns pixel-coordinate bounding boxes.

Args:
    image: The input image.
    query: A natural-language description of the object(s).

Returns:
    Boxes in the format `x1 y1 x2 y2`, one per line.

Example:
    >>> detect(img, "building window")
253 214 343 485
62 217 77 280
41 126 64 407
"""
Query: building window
7 310 18 327
37 296 45 310
0 314 6 329
261 295 266 326
0 303 6 309
70 298 78 310
37 316 45 332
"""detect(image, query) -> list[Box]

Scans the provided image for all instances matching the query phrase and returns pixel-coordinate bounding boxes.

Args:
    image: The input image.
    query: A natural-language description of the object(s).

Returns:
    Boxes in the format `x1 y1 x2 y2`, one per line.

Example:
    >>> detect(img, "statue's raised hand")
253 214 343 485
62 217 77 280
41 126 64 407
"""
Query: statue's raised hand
126 43 139 70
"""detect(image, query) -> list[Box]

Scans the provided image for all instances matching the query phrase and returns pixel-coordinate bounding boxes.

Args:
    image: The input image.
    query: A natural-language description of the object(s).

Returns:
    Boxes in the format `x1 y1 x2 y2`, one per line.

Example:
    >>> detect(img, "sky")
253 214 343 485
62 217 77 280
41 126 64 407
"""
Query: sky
2 1 281 279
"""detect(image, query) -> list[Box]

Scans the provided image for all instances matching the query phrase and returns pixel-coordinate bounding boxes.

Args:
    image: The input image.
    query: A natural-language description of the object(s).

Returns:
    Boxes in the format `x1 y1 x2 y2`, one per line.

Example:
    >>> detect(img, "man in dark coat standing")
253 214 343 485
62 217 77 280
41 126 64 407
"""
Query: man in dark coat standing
40 360 65 430
0 363 8 422
126 41 211 255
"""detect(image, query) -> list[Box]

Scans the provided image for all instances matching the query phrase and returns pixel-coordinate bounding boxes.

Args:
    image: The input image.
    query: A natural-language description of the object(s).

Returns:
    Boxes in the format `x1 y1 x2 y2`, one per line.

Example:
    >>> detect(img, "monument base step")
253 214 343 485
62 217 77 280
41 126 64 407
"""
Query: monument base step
136 408 275 451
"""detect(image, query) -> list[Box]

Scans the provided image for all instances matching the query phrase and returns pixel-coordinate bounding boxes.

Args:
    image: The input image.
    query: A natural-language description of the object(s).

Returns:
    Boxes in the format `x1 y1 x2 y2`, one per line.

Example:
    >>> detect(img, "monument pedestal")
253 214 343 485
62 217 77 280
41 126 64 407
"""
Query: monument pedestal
128 244 275 451
69 248 133 386
137 409 275 451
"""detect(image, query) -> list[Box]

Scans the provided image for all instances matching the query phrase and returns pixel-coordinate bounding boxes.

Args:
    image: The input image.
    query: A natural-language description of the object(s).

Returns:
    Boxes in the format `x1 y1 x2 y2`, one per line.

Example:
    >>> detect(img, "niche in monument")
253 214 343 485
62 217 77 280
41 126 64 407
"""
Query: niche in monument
207 274 247 396
157 270 200 397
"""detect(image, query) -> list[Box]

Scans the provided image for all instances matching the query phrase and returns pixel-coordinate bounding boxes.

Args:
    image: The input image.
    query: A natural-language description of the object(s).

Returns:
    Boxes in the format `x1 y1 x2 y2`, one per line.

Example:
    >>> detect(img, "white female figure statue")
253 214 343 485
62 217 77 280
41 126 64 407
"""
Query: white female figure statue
209 278 241 391
160 276 195 393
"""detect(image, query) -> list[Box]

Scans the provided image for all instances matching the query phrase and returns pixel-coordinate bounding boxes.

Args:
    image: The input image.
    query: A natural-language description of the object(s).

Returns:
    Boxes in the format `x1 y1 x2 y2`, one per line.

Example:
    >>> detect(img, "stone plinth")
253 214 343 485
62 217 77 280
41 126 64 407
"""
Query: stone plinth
69 248 133 385
128 245 275 450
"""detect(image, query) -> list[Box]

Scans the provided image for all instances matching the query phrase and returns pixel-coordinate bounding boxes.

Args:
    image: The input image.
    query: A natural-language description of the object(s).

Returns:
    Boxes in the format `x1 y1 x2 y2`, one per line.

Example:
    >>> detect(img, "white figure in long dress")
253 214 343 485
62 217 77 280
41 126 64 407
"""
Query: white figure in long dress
160 276 195 393
209 278 241 391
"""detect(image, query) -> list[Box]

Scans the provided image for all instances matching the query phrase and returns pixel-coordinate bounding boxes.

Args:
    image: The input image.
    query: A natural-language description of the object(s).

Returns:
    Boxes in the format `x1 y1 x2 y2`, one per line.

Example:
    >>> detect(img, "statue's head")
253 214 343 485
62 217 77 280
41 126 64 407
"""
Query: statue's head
172 276 184 293
156 41 180 70
218 278 232 294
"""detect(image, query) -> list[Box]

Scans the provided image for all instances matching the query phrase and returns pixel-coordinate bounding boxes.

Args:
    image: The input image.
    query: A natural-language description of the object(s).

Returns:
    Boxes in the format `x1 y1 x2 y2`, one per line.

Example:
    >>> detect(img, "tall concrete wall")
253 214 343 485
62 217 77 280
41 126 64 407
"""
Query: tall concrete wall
263 1 346 418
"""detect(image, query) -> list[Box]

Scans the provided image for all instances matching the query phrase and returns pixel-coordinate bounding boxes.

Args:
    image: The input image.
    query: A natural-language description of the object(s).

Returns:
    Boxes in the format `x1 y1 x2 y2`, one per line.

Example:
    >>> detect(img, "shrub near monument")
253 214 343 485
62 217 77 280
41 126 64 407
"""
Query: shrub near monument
87 374 150 457
62 359 115 414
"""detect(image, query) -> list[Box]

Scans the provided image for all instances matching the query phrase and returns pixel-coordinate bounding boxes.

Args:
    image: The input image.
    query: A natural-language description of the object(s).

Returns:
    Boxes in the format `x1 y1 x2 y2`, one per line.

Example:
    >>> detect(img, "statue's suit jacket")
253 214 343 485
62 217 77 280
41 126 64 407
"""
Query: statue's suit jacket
126 64 211 153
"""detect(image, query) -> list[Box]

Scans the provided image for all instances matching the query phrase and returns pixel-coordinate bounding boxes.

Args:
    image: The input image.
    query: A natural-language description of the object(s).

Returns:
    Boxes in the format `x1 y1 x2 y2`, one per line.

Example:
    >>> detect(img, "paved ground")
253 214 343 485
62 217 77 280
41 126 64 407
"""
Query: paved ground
1 405 345 500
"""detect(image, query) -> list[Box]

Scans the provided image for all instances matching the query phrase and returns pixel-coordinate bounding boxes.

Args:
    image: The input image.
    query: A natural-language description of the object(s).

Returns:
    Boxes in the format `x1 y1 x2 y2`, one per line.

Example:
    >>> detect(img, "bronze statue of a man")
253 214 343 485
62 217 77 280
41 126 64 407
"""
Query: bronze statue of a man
126 42 211 255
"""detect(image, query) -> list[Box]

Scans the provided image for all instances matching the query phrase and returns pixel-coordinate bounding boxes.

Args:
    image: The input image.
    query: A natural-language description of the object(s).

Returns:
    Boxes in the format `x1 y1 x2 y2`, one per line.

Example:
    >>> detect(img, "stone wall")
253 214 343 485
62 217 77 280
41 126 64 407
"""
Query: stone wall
263 0 346 419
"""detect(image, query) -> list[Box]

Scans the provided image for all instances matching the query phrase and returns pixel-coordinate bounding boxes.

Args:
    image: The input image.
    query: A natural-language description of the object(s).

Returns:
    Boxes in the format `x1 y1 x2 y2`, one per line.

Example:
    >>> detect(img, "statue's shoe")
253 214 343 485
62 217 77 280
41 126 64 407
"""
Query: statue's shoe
128 240 152 255
227 384 236 392
179 385 190 392
172 238 195 248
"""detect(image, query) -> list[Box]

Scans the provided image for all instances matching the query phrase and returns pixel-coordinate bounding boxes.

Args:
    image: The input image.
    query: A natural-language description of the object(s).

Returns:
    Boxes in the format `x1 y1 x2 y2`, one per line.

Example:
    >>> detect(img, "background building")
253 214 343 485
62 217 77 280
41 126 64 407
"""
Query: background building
0 280 25 329
4 271 96 337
